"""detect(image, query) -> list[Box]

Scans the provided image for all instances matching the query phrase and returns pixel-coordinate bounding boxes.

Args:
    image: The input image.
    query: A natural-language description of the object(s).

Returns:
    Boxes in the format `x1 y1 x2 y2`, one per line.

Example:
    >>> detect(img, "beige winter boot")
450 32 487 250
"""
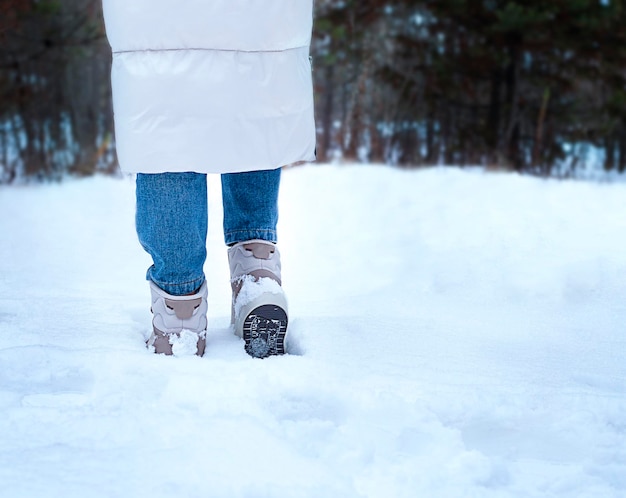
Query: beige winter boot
147 281 208 356
228 240 288 358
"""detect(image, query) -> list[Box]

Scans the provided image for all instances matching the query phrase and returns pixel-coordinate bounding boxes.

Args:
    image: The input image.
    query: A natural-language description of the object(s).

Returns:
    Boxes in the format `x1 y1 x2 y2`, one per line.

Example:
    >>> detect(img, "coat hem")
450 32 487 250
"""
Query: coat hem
118 157 317 175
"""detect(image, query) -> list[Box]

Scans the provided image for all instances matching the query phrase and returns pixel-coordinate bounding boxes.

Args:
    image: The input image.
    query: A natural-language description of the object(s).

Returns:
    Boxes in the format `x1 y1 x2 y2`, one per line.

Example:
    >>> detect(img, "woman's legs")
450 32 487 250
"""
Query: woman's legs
221 168 287 358
134 168 284 357
135 168 281 292
221 168 281 245
135 172 208 296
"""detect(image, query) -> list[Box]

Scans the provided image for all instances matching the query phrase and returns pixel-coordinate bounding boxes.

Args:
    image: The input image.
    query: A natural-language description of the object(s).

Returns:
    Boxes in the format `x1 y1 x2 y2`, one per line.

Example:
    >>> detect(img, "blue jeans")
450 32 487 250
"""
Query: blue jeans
136 169 281 296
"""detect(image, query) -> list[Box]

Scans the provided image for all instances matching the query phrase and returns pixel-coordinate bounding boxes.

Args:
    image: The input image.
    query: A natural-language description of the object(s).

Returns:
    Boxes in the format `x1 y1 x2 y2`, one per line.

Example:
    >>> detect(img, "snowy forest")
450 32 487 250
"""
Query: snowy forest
2 3 626 496
1 0 625 183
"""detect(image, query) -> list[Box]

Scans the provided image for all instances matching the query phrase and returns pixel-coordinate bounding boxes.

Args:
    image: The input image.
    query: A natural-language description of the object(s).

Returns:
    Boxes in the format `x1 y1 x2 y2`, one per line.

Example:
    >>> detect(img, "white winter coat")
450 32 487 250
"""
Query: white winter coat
102 0 316 174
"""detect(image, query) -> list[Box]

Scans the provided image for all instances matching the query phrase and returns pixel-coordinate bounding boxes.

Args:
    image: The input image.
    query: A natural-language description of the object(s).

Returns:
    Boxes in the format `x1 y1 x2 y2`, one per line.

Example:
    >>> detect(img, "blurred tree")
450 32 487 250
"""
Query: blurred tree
0 0 114 183
313 0 626 175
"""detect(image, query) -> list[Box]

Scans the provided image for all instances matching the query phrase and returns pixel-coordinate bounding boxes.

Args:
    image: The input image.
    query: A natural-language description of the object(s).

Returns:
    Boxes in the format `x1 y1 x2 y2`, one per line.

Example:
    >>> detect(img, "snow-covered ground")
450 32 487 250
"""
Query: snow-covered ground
1 165 625 497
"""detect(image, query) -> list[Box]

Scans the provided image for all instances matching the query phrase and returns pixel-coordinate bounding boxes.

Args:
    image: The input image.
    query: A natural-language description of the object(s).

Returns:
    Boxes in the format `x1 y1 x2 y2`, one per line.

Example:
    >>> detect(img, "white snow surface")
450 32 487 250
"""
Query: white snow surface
0 164 625 497
169 329 206 358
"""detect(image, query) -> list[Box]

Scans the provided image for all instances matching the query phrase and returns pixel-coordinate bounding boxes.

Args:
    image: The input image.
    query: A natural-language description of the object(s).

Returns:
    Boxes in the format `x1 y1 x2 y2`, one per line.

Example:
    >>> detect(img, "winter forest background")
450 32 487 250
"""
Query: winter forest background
1 0 626 183
2 3 626 495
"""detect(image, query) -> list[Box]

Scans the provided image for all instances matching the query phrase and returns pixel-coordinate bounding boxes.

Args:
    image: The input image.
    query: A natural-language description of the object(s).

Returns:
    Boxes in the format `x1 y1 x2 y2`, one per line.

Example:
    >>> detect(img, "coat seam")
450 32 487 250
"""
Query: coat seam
112 46 309 55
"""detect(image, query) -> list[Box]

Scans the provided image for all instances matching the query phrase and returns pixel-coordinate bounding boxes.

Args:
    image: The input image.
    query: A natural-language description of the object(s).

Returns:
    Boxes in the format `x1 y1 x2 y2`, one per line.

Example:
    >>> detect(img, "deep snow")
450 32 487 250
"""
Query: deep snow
0 165 625 497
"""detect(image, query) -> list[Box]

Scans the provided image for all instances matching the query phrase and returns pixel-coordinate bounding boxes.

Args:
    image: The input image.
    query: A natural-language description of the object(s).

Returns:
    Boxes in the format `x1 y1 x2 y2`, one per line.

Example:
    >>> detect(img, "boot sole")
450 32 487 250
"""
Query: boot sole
242 304 288 358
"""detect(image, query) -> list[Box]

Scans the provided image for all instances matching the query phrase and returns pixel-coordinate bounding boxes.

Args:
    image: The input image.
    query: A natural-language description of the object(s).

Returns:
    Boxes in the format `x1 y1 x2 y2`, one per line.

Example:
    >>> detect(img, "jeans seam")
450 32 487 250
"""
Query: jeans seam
150 275 205 289
224 229 277 244
225 229 276 234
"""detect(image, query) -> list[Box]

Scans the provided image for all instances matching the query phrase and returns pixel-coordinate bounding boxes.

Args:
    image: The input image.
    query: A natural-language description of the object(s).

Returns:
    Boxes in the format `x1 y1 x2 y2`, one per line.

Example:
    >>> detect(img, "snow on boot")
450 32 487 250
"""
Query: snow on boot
228 240 288 358
147 281 208 356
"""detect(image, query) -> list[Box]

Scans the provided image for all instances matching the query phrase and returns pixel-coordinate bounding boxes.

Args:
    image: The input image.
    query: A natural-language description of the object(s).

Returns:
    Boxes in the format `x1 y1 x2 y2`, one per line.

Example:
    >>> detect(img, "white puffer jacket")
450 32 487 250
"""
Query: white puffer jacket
102 0 316 174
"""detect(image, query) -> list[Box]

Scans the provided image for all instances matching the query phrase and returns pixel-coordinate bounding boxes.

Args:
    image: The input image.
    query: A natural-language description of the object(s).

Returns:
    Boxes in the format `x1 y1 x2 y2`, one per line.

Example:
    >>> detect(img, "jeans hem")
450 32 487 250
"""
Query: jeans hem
147 272 206 296
224 229 277 246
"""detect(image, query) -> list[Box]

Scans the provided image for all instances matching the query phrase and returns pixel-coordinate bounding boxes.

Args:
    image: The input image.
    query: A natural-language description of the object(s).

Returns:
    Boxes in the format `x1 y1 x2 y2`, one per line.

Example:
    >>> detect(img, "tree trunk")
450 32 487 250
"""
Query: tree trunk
319 62 335 162
604 136 616 172
533 87 550 174
618 124 626 174
425 102 436 164
501 39 522 171
486 67 502 161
